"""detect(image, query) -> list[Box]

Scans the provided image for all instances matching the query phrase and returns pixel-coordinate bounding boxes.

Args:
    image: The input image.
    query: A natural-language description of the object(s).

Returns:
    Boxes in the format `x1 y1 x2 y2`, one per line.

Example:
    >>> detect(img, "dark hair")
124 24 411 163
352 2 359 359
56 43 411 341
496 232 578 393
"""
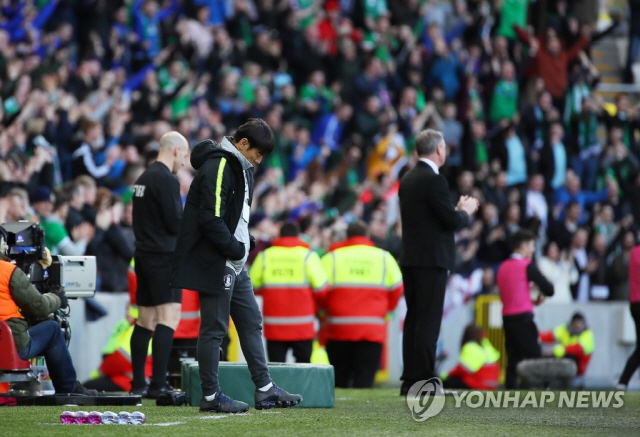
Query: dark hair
510 229 537 251
571 312 585 323
346 221 368 239
233 118 274 156
460 324 484 348
280 221 300 237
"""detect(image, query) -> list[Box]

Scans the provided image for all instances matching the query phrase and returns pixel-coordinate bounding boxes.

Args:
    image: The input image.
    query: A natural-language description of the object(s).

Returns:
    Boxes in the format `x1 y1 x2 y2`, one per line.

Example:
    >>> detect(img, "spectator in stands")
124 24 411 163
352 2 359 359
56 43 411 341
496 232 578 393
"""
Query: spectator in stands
491 121 528 188
609 230 637 301
71 119 110 181
525 174 549 230
568 227 593 301
477 202 509 269
553 170 608 225
539 121 568 193
31 187 92 256
517 25 590 110
489 61 519 125
600 93 640 153
538 241 575 304
87 189 134 292
522 90 555 152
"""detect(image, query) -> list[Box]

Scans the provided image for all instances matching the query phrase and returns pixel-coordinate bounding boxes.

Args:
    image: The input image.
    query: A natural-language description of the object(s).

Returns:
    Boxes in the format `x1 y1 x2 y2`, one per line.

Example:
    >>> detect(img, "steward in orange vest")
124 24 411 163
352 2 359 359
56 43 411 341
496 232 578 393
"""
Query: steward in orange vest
250 221 328 363
320 221 403 388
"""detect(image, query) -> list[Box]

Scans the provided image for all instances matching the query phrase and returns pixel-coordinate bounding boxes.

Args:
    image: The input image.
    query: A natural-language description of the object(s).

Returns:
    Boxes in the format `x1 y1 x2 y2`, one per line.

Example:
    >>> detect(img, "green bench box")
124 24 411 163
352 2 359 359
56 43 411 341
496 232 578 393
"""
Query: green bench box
182 361 334 408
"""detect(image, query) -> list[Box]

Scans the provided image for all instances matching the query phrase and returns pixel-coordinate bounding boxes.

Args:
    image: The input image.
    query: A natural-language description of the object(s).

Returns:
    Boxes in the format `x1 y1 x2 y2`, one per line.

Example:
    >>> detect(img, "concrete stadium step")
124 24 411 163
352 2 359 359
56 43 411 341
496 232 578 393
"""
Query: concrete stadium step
182 361 335 408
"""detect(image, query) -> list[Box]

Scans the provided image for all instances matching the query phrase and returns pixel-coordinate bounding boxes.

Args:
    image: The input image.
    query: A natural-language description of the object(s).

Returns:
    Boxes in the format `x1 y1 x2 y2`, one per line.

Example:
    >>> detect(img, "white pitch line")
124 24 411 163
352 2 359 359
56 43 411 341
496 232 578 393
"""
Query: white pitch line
199 415 229 420
152 422 185 426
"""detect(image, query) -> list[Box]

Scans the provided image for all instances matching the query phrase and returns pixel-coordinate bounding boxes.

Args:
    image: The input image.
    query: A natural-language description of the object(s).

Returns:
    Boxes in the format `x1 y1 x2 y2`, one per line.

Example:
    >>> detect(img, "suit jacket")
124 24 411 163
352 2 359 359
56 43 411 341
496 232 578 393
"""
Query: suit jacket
399 161 469 270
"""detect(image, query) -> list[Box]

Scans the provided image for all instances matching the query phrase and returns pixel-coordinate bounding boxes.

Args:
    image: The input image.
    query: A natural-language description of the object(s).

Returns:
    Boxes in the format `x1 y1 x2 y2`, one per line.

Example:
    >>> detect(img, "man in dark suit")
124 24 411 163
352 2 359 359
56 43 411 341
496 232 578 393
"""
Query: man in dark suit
399 129 479 395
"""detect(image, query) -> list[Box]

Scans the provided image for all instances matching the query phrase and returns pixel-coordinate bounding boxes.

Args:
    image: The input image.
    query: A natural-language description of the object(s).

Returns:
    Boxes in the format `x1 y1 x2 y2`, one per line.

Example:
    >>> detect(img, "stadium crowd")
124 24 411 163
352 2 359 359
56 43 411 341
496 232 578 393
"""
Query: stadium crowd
0 0 639 309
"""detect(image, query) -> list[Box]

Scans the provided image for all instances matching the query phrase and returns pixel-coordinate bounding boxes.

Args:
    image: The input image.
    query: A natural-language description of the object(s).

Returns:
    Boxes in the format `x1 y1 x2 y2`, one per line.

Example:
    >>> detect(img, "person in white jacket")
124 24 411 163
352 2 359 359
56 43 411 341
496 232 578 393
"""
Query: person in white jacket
538 241 577 304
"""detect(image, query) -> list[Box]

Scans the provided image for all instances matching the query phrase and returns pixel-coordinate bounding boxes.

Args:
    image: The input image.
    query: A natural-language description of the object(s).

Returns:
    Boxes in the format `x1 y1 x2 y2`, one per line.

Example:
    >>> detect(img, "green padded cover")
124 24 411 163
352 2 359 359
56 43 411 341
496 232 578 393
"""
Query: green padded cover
182 362 335 408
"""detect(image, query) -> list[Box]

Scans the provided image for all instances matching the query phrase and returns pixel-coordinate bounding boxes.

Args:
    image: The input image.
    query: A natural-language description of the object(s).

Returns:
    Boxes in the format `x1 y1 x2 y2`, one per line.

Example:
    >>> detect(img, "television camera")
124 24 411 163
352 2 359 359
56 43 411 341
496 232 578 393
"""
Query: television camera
1 221 97 343
1 221 96 298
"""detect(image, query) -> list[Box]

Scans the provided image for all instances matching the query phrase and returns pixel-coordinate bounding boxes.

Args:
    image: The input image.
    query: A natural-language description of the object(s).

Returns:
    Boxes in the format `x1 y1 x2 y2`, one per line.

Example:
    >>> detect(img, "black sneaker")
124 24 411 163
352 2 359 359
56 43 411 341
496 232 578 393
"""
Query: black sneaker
255 383 303 410
71 382 99 396
146 384 174 399
129 385 148 397
199 392 249 413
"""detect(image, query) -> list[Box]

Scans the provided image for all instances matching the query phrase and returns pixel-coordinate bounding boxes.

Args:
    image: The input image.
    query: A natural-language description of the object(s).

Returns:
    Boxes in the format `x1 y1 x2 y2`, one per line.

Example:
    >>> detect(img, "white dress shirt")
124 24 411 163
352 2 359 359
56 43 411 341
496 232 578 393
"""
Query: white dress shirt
419 158 439 174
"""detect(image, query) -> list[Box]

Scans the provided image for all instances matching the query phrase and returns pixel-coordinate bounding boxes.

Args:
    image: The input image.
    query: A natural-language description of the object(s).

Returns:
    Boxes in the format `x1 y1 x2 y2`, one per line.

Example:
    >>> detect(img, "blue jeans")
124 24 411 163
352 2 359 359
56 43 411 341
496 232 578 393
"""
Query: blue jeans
17 320 77 393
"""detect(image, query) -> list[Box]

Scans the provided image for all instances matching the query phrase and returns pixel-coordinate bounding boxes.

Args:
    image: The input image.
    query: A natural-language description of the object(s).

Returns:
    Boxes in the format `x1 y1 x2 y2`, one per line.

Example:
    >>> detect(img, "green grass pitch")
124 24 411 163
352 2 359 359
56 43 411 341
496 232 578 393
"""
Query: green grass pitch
1 389 639 436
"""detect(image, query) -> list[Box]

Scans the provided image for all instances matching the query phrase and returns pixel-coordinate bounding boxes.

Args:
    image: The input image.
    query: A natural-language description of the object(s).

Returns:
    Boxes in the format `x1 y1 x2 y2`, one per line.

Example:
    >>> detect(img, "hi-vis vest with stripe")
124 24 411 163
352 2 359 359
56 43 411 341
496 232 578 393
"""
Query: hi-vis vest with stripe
0 261 21 321
320 238 403 344
250 237 329 341
445 338 500 390
540 324 594 376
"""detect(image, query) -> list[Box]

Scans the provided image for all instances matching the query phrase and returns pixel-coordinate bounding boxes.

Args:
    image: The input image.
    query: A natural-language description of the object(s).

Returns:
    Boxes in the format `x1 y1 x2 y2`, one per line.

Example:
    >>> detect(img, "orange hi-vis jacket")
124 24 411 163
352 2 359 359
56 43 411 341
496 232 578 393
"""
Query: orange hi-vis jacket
0 262 21 321
250 237 329 341
320 237 403 344
175 289 200 339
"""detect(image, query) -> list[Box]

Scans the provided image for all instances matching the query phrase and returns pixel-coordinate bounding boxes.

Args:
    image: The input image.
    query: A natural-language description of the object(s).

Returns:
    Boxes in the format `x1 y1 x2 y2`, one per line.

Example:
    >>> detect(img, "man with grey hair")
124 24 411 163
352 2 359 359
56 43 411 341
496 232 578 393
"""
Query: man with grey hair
399 129 479 395
130 131 188 398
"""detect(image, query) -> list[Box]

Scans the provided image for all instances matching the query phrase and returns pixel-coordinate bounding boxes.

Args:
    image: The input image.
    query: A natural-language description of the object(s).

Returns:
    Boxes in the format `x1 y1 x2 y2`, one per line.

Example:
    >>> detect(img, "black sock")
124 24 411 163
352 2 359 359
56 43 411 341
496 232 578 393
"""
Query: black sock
130 325 152 389
151 324 175 388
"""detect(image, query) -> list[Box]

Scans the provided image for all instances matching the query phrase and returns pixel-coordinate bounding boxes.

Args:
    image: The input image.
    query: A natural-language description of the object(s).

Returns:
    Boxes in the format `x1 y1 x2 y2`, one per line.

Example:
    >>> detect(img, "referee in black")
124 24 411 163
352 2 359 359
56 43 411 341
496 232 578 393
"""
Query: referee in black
130 131 188 398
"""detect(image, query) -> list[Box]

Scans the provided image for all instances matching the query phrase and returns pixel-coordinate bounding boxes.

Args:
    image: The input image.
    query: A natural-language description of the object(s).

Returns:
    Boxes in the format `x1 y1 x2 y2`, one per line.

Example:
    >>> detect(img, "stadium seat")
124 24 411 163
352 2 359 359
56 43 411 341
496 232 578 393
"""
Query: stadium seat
0 320 30 373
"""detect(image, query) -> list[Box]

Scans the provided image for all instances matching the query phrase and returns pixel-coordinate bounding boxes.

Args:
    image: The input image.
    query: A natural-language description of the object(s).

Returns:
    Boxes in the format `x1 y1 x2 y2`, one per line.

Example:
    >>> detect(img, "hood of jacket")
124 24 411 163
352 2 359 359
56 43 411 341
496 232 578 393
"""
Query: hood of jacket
190 137 252 171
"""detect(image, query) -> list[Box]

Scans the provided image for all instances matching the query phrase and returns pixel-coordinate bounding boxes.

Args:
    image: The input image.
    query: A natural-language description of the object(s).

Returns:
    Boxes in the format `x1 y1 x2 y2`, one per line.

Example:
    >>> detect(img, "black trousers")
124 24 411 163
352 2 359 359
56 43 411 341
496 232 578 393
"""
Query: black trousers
503 312 542 389
326 340 382 388
401 267 447 393
619 302 640 385
266 340 313 363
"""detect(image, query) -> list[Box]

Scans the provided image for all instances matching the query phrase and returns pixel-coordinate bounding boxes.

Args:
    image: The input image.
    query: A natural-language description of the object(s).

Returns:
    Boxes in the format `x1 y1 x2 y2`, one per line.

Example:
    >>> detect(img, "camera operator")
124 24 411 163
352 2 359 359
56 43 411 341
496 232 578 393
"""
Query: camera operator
0 228 98 396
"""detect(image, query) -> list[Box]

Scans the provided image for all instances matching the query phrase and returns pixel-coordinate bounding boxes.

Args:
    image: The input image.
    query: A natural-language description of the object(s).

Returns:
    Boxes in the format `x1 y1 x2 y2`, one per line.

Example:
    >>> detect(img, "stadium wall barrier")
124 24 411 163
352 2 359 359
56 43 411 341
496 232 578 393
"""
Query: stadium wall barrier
66 293 638 390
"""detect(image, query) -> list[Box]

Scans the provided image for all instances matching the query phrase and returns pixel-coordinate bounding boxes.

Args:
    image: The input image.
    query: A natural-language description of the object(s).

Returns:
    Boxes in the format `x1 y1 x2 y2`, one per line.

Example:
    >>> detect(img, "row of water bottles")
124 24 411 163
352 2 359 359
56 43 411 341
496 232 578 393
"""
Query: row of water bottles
60 411 146 424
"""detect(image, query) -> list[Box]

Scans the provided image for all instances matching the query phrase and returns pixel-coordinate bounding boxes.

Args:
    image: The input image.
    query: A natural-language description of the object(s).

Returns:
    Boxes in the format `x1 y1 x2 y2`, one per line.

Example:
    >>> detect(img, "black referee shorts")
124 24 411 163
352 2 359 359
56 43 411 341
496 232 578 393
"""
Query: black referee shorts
134 253 182 307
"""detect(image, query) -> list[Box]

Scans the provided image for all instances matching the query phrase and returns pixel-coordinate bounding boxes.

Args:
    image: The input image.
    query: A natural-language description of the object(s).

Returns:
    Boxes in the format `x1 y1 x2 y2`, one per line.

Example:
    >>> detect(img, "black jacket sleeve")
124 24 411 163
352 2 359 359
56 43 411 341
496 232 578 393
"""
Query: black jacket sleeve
198 157 245 260
427 174 469 232
527 261 555 297
158 173 183 236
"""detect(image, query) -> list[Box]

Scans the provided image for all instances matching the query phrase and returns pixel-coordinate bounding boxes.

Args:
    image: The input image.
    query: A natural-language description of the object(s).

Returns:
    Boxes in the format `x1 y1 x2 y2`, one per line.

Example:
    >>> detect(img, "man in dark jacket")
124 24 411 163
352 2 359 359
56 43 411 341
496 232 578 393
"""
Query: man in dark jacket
171 119 303 413
399 129 479 395
0 229 97 395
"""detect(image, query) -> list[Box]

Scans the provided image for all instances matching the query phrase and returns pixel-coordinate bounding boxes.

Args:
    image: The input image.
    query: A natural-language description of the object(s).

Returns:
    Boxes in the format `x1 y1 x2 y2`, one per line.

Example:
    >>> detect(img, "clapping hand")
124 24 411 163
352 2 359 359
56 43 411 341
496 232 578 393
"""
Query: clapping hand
457 195 479 216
